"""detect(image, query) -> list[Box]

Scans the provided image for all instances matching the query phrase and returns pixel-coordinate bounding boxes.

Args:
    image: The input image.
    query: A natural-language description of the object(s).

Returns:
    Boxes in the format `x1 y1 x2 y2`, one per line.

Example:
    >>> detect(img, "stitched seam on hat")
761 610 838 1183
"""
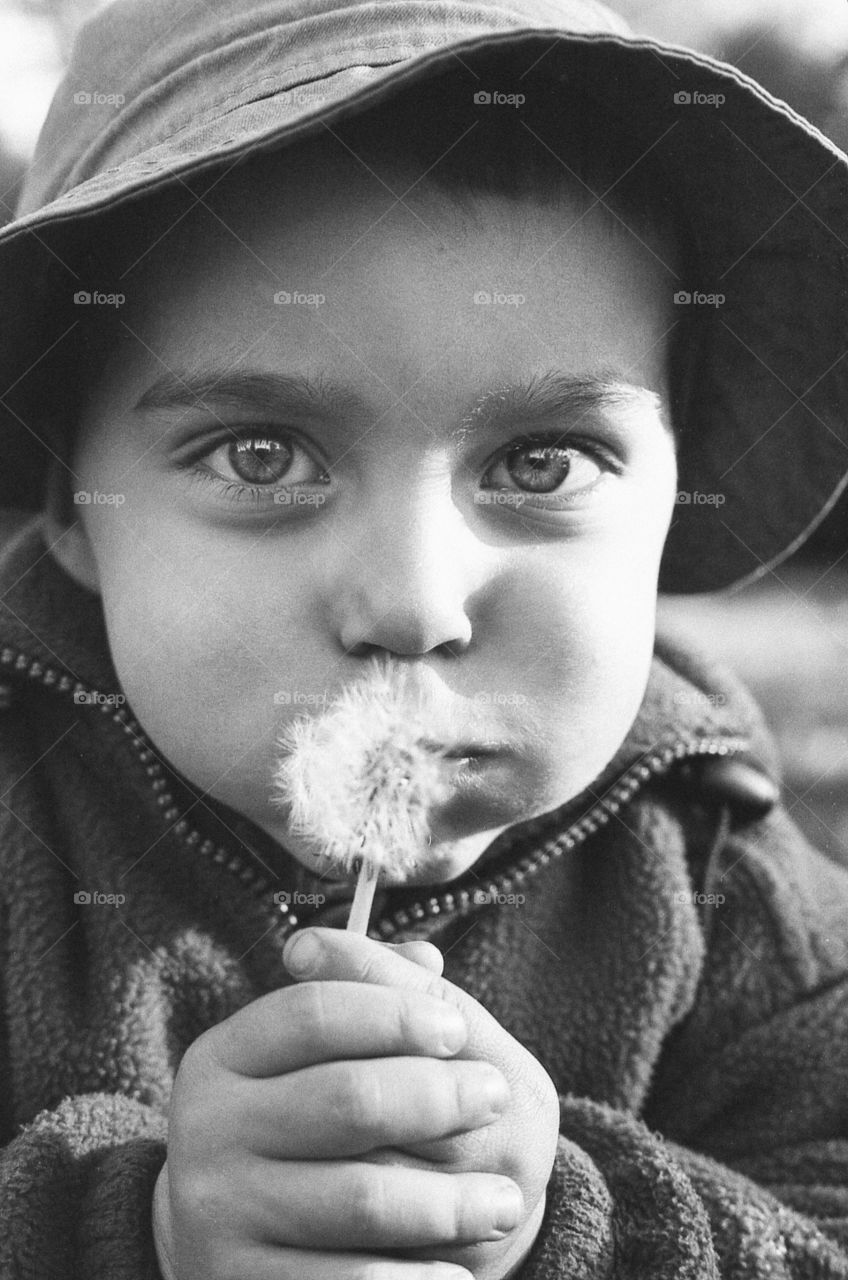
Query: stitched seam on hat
143 38 848 167
128 51 415 153
11 29 848 229
95 28 713 158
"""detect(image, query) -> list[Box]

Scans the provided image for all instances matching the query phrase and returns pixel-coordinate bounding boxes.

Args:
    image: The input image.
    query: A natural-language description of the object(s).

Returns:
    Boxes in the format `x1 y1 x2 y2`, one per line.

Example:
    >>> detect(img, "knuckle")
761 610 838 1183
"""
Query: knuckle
329 1063 383 1135
531 1059 560 1119
344 1165 388 1236
287 978 331 1047
178 1168 232 1230
177 1030 213 1082
190 1017 246 1083
395 989 430 1045
398 980 453 1033
510 1042 560 1116
452 1061 482 1120
349 1265 386 1280
357 948 389 986
421 971 452 1004
172 1062 238 1151
437 1177 465 1242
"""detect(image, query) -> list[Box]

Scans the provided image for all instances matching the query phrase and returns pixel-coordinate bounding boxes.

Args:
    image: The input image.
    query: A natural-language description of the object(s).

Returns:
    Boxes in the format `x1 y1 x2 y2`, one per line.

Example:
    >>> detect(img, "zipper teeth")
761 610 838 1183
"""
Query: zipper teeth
373 732 748 940
0 648 748 942
0 648 303 921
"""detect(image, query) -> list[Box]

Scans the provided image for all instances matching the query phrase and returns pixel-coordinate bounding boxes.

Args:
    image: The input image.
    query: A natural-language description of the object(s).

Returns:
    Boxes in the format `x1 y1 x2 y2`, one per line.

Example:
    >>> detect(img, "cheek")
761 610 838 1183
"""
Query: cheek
86 509 323 791
506 552 657 706
503 498 671 786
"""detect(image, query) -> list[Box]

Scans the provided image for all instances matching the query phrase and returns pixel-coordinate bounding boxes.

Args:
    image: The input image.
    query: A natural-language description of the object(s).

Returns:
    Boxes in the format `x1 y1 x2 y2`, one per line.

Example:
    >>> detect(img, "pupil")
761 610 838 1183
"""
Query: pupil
508 446 570 493
229 438 293 485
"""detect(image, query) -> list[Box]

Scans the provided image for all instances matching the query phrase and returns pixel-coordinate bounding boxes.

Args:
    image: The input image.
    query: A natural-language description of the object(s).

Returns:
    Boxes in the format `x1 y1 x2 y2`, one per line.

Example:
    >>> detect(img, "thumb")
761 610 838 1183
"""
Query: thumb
384 940 445 975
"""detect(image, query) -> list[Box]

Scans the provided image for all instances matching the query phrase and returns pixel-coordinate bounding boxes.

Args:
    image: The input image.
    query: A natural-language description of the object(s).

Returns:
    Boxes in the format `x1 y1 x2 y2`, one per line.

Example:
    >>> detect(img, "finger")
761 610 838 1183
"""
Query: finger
210 980 467 1077
243 1159 524 1249
240 1056 509 1158
389 940 445 974
217 1246 472 1280
282 928 517 1073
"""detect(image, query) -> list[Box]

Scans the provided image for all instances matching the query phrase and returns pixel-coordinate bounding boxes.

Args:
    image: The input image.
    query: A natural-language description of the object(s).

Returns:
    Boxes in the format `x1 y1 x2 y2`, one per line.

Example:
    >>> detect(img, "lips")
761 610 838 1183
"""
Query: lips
429 742 510 758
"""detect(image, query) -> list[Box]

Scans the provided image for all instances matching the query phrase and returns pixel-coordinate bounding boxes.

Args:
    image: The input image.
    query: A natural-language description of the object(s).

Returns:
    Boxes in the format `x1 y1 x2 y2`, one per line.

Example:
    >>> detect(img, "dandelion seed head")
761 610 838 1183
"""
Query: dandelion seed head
272 657 455 876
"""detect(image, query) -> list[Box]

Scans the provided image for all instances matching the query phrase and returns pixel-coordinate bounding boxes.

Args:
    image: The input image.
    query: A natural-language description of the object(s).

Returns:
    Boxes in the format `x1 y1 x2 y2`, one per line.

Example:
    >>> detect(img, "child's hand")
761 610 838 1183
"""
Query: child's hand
282 928 560 1279
152 930 558 1280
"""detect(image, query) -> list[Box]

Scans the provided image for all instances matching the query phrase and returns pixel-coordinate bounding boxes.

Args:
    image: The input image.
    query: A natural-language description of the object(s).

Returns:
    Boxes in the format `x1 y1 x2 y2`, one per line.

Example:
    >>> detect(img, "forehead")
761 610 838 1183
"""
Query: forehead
88 138 678 424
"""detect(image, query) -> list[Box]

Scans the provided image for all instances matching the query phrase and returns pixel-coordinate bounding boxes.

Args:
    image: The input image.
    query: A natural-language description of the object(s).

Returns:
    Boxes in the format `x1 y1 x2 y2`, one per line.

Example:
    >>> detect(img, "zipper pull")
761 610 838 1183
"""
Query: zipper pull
679 753 779 821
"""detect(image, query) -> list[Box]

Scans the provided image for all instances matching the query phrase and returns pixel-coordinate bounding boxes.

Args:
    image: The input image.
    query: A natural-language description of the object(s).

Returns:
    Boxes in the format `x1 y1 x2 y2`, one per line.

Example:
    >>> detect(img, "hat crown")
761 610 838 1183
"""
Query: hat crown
18 0 629 219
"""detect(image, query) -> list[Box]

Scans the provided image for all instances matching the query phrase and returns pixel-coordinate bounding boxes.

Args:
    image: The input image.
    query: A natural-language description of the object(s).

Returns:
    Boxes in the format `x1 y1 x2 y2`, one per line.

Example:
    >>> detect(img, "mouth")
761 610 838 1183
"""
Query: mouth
425 741 510 759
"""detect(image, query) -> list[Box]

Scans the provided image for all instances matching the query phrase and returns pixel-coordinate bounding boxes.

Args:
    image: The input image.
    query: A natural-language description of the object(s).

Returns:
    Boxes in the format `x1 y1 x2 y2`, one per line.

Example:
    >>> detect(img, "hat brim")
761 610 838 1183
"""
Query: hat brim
1 19 847 593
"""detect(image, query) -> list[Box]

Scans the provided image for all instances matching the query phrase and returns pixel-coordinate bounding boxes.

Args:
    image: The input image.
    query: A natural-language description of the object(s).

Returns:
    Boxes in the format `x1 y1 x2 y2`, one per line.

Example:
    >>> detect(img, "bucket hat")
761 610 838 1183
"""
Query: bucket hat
1 0 847 593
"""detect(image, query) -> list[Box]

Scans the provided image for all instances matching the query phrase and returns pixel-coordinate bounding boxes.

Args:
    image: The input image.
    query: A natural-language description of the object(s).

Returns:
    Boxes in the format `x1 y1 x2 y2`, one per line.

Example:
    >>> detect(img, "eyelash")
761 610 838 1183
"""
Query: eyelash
179 428 621 509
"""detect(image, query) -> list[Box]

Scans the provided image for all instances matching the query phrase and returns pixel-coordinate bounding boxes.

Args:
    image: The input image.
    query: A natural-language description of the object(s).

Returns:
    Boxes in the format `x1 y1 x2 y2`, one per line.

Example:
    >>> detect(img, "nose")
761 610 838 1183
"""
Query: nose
333 479 475 659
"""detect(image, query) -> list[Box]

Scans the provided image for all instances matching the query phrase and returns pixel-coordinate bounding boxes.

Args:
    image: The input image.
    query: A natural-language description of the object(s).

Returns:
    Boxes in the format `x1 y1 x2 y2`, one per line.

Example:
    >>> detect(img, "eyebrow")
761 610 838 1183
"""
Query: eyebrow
134 369 357 418
455 370 668 441
133 367 668 437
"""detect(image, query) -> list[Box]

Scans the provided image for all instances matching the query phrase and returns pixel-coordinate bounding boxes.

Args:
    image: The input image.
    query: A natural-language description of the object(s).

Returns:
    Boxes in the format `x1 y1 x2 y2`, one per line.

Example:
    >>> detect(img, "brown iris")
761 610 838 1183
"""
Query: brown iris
229 437 293 485
504 444 571 493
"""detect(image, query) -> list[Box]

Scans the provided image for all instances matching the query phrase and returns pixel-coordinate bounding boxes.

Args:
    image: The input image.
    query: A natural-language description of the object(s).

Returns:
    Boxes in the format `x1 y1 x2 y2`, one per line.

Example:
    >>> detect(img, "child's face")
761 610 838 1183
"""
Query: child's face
54 139 678 885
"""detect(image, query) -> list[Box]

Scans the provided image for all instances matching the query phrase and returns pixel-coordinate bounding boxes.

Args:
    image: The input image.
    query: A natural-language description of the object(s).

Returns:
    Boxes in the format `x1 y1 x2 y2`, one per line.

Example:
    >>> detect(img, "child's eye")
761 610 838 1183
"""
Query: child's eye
481 437 610 501
203 433 327 489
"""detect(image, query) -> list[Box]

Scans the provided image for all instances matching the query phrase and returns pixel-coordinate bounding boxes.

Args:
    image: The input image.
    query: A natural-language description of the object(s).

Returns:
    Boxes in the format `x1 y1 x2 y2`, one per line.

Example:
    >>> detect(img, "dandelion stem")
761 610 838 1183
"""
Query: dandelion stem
346 862 381 934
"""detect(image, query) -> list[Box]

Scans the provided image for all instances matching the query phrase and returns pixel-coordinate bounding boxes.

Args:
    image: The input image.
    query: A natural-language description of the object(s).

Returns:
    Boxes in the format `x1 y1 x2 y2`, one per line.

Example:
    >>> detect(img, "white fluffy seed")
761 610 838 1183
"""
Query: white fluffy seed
272 657 454 876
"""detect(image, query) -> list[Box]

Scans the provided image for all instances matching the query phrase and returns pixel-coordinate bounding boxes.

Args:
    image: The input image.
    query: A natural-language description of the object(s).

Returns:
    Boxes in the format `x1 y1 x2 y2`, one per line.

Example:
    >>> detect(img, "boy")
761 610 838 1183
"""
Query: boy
1 0 848 1276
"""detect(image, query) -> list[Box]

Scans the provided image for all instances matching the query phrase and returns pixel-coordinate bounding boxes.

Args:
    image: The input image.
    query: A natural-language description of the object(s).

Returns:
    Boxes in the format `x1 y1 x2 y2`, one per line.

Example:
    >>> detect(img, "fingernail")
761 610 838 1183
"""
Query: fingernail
478 1064 510 1110
436 1009 467 1054
492 1181 523 1234
284 930 322 976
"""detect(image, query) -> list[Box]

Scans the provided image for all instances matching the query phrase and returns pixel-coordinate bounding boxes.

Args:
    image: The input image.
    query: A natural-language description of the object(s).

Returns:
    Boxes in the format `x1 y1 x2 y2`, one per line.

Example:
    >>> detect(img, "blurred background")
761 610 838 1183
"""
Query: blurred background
1 0 848 862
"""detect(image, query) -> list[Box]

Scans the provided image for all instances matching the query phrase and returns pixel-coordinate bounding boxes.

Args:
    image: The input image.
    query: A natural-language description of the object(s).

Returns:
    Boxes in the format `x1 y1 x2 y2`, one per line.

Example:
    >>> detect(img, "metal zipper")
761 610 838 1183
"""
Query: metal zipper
0 645 749 943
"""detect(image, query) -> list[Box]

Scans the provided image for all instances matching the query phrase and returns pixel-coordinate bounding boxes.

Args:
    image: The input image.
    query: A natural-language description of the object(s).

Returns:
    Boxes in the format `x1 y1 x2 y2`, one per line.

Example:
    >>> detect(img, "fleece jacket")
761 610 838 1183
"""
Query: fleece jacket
1 513 848 1278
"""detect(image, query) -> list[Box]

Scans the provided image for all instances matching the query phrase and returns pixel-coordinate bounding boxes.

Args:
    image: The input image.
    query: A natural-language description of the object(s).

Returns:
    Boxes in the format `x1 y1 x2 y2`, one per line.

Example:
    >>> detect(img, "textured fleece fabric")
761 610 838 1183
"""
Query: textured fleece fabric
2 513 848 1278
